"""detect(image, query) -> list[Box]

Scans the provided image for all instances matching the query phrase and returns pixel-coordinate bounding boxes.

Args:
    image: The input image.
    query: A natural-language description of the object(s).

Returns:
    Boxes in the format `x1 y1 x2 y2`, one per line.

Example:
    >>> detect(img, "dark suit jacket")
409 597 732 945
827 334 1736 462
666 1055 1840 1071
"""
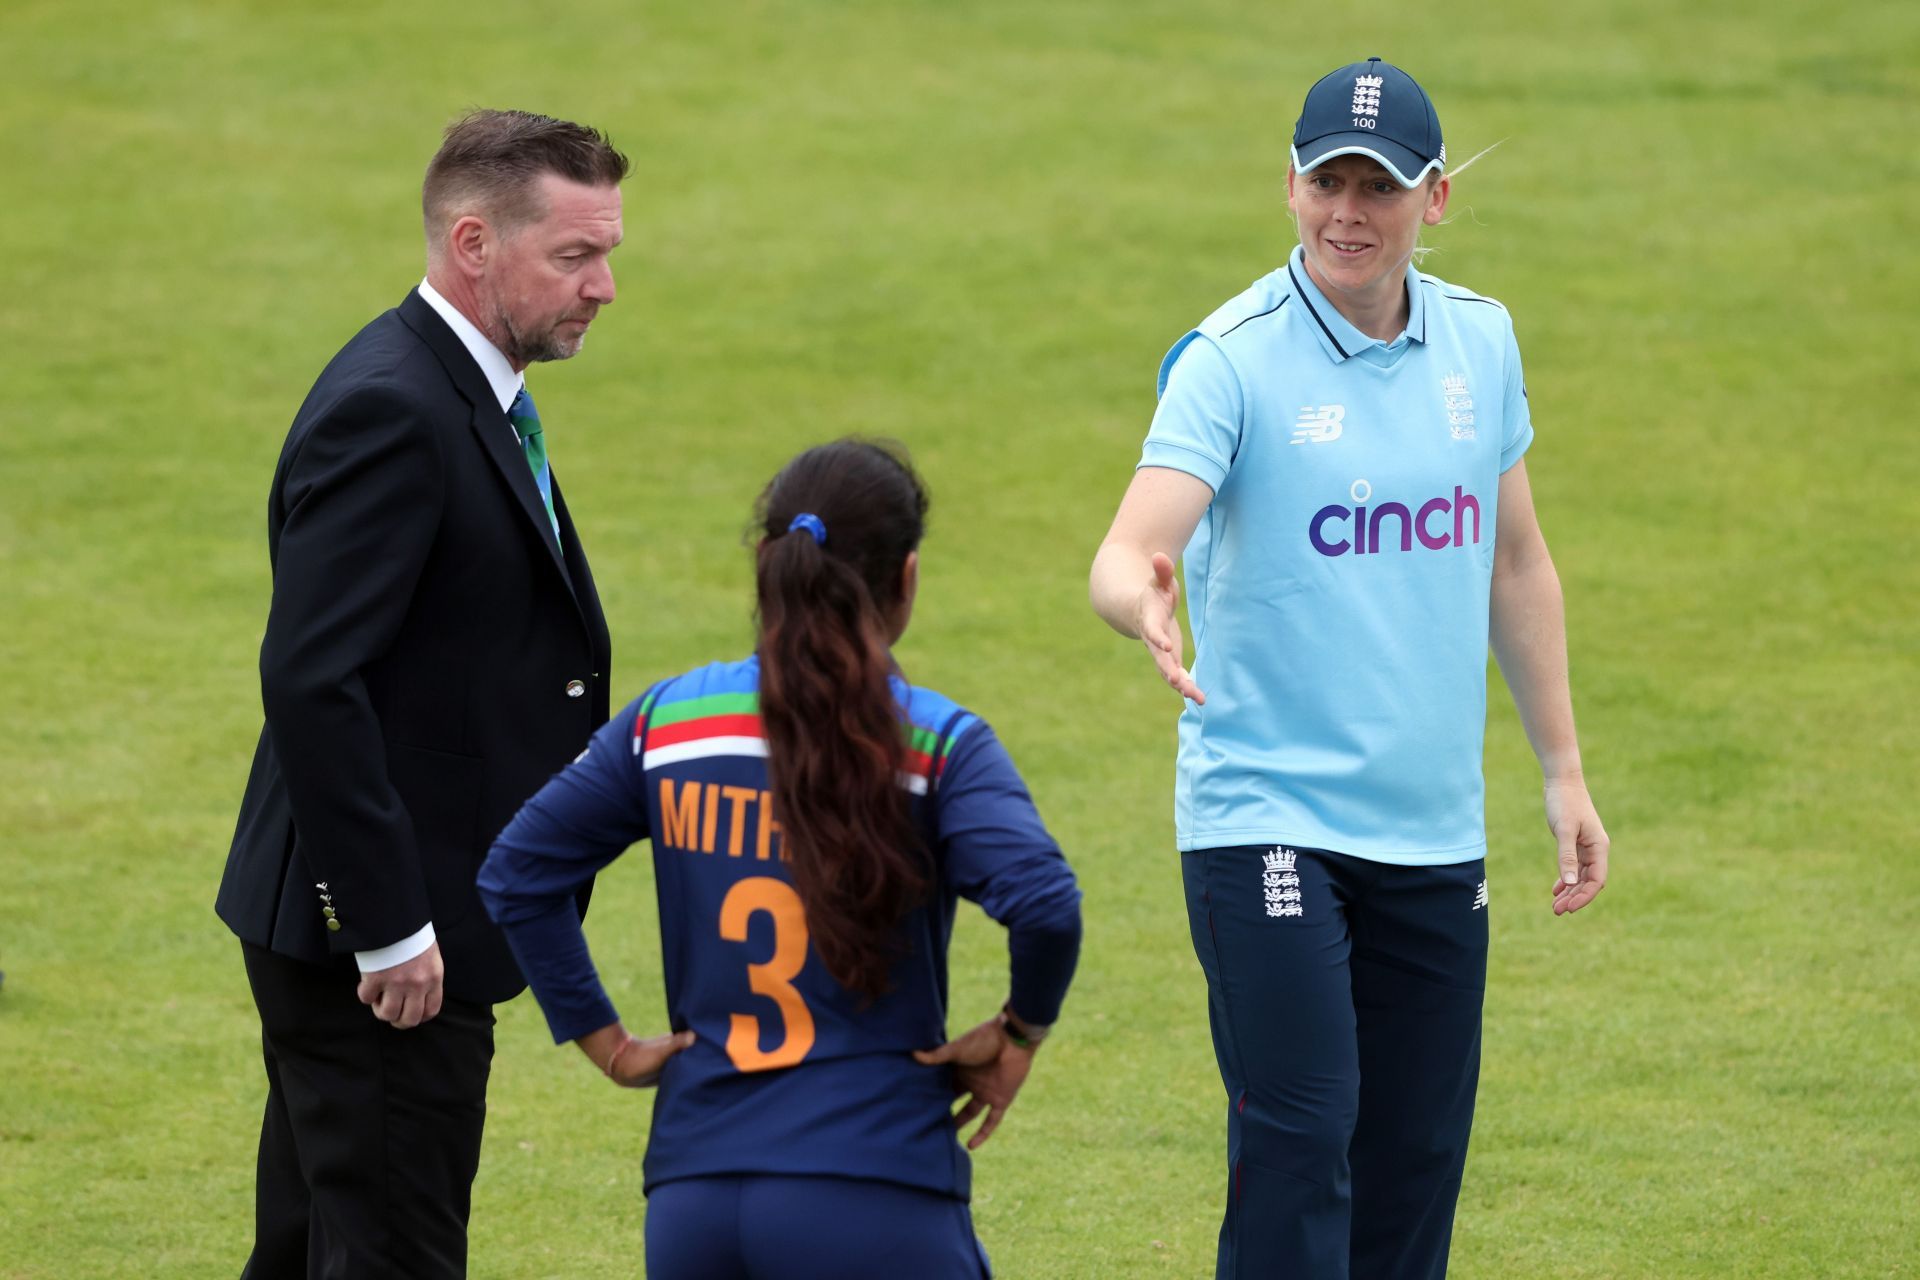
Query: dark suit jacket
219 290 612 1005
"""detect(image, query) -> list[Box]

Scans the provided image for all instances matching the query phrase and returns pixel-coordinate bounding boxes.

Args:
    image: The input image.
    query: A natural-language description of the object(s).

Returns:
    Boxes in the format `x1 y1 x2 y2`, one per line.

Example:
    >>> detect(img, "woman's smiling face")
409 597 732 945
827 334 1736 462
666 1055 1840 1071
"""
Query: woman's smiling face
1287 154 1449 317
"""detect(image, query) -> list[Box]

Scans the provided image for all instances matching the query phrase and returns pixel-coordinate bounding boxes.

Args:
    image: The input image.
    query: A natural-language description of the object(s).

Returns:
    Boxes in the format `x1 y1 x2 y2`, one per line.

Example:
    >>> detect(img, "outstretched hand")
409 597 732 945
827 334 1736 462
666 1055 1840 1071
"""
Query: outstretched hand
1544 776 1609 915
1139 553 1204 704
914 1015 1036 1150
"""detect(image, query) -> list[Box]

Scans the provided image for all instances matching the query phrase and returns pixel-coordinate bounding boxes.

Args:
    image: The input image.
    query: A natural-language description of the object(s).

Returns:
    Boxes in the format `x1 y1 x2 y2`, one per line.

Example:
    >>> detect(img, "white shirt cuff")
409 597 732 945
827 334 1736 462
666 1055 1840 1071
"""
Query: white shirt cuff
354 922 436 973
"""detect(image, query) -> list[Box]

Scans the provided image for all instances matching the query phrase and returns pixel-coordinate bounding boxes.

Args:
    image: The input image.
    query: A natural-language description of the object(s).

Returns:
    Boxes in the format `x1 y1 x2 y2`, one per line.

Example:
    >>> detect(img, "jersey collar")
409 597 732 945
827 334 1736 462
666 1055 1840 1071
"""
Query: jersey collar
1285 245 1428 363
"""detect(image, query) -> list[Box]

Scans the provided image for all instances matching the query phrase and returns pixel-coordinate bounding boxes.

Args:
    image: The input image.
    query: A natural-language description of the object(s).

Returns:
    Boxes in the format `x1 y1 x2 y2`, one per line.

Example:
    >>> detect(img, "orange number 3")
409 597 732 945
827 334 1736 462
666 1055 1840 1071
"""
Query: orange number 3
717 877 817 1072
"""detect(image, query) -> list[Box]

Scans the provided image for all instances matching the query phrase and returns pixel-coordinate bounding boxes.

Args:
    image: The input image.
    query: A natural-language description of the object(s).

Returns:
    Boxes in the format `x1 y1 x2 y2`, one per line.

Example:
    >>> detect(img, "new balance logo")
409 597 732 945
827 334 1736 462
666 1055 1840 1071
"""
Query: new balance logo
1291 404 1345 445
1263 848 1303 918
1472 878 1489 910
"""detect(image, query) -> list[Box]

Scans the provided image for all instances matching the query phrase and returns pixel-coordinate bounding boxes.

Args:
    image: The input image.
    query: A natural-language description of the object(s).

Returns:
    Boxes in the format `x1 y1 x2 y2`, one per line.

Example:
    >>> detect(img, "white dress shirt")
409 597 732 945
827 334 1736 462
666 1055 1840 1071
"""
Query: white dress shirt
417 277 523 413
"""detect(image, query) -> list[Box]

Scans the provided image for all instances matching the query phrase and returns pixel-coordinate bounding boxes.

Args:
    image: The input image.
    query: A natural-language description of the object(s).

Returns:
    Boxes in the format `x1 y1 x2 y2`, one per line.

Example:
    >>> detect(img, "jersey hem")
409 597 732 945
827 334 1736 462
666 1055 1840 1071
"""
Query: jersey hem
1174 828 1486 866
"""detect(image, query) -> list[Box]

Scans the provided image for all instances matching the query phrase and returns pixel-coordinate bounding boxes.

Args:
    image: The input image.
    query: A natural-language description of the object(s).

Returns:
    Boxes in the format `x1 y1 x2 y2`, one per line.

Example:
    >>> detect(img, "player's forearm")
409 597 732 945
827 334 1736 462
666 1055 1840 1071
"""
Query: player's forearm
492 899 618 1044
575 1021 630 1071
1005 884 1082 1028
1088 540 1153 638
1489 552 1584 781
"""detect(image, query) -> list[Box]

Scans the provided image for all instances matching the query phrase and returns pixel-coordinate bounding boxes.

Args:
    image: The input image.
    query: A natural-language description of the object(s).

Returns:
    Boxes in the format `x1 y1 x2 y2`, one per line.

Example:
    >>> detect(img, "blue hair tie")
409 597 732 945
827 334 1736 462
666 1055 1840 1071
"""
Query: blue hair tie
787 512 827 546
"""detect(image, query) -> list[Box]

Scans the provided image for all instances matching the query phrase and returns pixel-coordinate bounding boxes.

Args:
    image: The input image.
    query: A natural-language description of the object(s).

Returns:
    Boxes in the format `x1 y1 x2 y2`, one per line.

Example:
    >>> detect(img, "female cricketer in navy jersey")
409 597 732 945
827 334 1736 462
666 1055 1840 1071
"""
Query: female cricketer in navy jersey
1089 57 1609 1279
479 439 1081 1279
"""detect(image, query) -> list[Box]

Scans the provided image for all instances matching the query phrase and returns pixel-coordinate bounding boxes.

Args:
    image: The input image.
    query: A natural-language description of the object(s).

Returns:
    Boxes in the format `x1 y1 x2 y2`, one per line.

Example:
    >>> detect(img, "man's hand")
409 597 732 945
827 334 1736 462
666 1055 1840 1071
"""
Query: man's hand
914 1015 1037 1150
1544 776 1609 916
356 941 445 1029
1139 553 1205 704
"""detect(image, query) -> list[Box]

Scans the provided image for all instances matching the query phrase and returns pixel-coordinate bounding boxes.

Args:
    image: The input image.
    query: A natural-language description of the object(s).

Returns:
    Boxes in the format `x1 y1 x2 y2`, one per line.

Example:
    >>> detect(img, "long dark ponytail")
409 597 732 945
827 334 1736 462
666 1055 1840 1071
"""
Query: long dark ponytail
753 439 930 999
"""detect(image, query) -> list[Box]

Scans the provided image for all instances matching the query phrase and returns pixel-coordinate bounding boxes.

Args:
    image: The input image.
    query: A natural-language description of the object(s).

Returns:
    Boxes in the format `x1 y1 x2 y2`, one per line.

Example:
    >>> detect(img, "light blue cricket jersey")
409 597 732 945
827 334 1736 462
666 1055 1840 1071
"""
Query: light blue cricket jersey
1141 245 1533 864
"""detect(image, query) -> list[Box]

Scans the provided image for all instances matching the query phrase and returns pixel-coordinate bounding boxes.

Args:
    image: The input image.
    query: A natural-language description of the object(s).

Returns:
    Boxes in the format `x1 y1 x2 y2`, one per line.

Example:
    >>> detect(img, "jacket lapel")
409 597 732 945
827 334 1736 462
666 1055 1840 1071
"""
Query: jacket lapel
397 291 577 594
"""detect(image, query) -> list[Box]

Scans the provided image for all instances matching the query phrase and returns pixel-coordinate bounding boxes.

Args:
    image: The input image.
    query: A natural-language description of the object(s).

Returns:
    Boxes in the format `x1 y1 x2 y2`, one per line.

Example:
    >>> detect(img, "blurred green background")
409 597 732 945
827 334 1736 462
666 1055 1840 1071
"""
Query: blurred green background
2 0 1916 1275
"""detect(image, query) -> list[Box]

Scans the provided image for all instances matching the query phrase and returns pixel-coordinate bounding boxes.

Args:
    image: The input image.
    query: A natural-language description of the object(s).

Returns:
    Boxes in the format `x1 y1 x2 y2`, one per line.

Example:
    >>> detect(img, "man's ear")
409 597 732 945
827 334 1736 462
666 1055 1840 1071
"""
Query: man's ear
447 214 492 277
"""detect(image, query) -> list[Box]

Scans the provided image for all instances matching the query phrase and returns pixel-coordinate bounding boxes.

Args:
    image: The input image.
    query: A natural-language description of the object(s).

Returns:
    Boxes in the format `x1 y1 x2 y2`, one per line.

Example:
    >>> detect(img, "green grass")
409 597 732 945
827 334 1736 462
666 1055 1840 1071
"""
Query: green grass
4 0 1918 1275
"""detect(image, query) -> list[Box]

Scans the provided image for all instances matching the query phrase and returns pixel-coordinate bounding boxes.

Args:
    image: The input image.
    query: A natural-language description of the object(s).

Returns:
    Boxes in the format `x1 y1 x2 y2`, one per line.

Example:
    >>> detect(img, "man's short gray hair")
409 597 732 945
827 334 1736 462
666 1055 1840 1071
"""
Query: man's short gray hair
422 109 629 247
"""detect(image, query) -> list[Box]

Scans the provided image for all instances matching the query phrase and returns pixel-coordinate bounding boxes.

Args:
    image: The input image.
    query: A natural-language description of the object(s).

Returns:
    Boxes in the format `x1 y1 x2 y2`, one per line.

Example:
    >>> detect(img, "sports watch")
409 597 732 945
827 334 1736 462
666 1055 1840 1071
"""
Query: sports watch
1000 1002 1050 1050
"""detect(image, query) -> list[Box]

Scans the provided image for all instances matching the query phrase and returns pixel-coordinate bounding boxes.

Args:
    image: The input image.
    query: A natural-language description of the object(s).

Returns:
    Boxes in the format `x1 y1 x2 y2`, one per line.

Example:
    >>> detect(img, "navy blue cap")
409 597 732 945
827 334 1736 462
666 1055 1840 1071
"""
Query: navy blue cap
1291 56 1445 188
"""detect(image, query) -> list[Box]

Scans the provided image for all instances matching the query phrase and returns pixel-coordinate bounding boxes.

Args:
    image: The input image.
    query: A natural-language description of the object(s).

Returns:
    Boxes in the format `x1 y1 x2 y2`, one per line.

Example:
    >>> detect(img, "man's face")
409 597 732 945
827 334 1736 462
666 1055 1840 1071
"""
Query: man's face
483 173 623 368
1286 155 1447 308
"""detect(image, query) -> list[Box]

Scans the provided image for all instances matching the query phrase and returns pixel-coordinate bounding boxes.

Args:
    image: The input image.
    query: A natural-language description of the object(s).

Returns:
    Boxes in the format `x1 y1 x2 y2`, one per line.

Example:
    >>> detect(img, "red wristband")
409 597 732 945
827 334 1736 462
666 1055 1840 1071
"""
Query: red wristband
602 1034 638 1079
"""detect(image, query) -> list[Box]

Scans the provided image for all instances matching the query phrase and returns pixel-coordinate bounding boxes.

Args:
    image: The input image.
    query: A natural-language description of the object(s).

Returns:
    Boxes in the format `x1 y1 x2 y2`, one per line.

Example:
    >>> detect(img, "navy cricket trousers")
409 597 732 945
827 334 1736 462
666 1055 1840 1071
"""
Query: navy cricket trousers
645 1174 991 1279
1183 845 1489 1280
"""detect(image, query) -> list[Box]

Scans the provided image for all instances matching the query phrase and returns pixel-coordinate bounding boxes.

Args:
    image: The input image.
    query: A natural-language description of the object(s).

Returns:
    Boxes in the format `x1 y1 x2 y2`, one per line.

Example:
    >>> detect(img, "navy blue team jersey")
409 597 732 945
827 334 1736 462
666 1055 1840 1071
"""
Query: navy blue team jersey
478 656 1082 1200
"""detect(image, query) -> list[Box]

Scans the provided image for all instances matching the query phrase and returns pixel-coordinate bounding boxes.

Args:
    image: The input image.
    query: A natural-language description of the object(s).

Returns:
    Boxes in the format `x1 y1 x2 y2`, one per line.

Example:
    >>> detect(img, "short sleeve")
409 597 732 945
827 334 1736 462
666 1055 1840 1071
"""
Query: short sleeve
1139 334 1243 493
1500 317 1535 472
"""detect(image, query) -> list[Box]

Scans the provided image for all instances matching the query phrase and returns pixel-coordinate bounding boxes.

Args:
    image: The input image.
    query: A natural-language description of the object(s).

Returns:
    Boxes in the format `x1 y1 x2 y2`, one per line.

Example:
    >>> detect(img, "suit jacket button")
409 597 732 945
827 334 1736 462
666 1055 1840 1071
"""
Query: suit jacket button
325 918 342 932
566 679 586 698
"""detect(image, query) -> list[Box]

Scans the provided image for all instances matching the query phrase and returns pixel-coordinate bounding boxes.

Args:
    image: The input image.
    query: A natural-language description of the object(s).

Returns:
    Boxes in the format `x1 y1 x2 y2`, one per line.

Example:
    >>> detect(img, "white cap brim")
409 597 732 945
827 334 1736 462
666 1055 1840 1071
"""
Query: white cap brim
1291 140 1442 188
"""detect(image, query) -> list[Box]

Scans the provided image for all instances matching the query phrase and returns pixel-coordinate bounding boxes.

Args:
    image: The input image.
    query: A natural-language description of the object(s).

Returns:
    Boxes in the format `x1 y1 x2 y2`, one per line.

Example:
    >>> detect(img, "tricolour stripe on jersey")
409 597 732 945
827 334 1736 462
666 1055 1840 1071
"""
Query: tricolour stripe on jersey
637 692 972 786
644 735 770 769
650 690 758 728
649 713 763 750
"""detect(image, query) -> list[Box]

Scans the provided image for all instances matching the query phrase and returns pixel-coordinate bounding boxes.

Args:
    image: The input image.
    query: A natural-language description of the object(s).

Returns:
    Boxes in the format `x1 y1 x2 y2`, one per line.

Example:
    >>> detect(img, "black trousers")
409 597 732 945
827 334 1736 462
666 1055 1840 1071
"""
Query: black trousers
239 942 495 1280
1183 846 1489 1280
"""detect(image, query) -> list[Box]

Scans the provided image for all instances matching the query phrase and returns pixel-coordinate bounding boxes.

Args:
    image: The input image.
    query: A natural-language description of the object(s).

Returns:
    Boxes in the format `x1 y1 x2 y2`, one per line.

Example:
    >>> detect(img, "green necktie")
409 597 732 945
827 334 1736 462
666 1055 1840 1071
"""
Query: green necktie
506 386 560 540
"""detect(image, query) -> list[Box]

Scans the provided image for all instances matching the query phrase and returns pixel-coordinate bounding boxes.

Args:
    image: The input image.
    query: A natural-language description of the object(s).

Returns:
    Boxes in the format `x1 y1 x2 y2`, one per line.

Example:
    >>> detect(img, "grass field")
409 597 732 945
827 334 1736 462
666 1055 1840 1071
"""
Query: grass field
3 0 1918 1275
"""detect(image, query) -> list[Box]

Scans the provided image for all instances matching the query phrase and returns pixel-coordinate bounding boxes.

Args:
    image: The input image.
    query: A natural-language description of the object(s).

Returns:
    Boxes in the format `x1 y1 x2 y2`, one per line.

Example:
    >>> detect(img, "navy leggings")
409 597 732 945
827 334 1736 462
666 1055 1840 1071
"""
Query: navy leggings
645 1174 990 1279
1183 845 1489 1280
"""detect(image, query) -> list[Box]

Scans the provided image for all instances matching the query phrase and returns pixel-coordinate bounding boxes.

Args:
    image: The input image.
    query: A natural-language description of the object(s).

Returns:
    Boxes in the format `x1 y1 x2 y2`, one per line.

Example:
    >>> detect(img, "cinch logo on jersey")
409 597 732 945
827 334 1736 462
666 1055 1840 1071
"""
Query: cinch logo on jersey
635 689 959 796
1308 479 1482 557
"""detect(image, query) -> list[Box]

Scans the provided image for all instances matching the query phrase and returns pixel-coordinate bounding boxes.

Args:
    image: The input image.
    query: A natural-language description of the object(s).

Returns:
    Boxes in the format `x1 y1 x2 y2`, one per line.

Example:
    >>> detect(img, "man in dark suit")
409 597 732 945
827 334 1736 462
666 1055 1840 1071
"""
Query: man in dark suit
218 110 628 1278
